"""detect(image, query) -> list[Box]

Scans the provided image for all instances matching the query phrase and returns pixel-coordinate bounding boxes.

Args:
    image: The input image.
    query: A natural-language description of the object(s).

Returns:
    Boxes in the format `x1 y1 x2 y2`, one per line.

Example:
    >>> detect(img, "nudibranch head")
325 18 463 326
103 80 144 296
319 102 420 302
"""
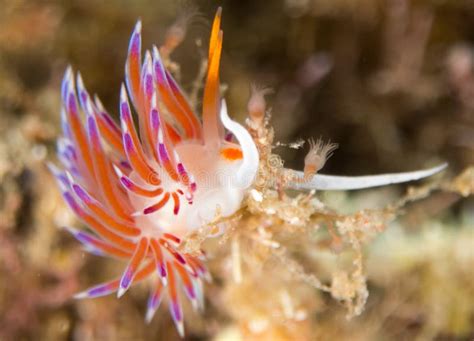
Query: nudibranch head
51 8 258 337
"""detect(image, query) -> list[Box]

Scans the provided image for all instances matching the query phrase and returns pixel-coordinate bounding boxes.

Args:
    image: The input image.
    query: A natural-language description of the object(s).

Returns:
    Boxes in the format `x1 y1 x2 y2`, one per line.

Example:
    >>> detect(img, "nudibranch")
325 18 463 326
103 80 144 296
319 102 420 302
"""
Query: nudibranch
50 7 446 337
50 9 258 336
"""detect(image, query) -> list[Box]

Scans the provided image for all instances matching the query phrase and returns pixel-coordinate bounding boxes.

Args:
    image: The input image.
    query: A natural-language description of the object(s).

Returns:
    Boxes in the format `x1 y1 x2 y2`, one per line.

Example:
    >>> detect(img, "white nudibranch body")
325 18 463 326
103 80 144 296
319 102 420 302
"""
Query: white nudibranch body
130 100 259 238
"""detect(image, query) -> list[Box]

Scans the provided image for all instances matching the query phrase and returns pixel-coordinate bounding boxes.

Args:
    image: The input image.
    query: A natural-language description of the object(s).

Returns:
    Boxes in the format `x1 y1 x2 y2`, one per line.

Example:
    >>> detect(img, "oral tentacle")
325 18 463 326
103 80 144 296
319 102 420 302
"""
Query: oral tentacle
219 100 259 188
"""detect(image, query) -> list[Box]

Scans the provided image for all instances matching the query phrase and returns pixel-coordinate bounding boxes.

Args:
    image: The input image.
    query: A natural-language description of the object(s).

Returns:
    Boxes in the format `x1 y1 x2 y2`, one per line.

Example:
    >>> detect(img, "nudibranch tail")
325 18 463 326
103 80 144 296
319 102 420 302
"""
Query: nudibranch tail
289 163 448 190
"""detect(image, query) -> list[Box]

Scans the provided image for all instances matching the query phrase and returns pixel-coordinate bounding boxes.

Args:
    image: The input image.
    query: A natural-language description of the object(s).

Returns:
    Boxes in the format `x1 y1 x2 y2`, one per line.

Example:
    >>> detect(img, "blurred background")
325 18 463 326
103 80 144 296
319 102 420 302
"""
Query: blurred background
0 0 472 340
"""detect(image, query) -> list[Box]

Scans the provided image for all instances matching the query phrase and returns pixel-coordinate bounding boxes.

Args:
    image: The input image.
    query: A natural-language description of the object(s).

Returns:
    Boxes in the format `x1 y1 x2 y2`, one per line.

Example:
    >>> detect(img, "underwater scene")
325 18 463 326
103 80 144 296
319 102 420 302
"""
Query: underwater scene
0 1 473 340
